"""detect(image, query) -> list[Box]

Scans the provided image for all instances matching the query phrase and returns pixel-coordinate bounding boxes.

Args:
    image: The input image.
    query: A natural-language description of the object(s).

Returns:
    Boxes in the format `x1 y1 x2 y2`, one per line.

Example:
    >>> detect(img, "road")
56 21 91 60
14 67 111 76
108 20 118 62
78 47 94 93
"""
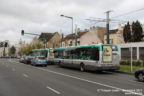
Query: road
0 59 144 96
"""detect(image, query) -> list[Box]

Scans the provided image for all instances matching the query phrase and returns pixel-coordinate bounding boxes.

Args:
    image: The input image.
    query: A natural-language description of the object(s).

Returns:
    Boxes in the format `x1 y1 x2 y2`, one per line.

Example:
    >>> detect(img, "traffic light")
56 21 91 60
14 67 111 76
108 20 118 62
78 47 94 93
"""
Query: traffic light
0 42 3 47
21 30 24 36
5 42 8 47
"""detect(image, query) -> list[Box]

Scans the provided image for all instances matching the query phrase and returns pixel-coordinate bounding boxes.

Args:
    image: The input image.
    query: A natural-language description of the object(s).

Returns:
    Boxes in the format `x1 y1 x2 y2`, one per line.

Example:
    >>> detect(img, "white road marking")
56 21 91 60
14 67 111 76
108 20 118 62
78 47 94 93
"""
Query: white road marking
37 68 143 96
23 74 29 78
46 86 60 94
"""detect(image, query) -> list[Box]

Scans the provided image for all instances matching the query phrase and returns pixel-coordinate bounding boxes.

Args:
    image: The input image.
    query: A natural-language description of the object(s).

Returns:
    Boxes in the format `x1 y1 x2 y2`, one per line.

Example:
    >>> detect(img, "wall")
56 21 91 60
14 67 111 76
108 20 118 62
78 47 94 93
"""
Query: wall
118 42 144 61
79 27 106 45
46 32 61 48
104 25 124 45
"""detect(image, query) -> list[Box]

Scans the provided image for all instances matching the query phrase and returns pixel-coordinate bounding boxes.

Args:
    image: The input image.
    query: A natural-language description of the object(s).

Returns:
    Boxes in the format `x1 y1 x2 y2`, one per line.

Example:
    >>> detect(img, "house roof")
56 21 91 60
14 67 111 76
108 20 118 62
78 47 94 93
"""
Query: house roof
63 31 88 41
39 32 57 41
105 29 118 35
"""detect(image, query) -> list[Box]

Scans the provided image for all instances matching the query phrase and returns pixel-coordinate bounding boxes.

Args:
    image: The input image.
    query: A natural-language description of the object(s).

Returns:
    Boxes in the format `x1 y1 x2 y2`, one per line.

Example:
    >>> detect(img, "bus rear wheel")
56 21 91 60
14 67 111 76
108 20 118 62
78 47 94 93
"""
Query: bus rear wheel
80 64 85 72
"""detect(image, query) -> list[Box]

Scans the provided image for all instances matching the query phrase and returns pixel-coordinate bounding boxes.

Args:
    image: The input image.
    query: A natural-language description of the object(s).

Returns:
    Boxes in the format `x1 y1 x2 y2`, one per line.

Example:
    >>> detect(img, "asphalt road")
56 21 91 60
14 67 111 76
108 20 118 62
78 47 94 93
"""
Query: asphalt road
0 59 144 96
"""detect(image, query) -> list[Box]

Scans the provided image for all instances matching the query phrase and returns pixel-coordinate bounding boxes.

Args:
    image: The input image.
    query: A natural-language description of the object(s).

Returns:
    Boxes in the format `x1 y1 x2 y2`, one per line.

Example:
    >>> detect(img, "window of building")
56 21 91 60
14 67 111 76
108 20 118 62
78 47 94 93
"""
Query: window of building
77 41 80 45
139 47 144 61
121 47 137 60
69 41 72 46
110 39 113 44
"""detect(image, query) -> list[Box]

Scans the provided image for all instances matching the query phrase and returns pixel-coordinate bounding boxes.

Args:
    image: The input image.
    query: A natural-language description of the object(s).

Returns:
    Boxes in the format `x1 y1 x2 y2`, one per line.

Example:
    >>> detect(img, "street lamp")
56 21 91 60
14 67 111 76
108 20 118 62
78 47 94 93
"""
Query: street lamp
60 14 74 46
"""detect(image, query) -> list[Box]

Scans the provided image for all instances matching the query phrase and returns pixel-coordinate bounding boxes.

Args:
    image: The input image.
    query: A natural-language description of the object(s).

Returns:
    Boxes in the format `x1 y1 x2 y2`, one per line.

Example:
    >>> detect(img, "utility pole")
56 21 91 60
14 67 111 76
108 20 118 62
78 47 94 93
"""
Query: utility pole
130 47 133 72
72 18 74 46
3 42 5 57
75 24 78 46
60 15 74 46
61 33 64 47
60 29 63 47
106 11 111 44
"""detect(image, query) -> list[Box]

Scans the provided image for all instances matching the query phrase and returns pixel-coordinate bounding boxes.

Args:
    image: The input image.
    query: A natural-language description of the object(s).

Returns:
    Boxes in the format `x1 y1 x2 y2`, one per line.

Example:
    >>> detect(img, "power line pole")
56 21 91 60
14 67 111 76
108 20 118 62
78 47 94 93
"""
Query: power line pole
3 42 6 57
75 24 78 46
106 10 111 44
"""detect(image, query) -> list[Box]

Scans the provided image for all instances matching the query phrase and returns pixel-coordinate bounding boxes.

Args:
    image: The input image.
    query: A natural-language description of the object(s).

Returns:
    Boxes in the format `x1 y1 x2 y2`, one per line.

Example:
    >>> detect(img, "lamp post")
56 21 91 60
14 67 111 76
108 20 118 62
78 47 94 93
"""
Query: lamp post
60 14 74 46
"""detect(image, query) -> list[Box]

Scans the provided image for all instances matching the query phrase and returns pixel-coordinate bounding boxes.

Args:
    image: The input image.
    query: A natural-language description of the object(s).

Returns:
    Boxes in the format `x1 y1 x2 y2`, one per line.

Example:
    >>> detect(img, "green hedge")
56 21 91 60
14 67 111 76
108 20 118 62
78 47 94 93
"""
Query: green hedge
120 60 143 67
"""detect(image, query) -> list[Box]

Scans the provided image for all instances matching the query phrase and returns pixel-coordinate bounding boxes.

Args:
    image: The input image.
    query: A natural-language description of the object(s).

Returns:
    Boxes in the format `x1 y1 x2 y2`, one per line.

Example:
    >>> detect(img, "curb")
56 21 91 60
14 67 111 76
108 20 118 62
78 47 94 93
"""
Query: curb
113 70 134 75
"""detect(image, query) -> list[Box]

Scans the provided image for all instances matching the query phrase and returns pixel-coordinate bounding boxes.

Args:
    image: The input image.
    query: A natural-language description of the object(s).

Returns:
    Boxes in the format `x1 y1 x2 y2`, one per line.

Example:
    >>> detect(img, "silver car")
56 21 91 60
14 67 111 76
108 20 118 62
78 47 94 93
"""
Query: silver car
31 56 47 67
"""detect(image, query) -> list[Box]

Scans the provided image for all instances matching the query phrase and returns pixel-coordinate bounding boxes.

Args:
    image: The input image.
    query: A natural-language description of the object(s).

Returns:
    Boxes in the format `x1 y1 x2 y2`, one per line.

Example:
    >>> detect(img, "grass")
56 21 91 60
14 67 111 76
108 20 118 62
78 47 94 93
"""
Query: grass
120 65 144 73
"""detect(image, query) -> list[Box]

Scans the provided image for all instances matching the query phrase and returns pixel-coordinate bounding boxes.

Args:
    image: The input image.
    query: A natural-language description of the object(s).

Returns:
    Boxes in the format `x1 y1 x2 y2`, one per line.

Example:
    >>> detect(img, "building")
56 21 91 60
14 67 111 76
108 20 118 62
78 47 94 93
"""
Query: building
39 32 61 48
0 40 10 56
15 40 26 56
62 30 88 47
62 26 106 47
118 42 144 62
104 24 124 45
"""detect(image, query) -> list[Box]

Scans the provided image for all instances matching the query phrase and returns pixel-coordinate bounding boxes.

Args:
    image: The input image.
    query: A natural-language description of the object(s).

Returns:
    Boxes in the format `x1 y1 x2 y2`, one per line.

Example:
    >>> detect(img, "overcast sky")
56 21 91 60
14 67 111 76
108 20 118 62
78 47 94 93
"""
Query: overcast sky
0 0 144 45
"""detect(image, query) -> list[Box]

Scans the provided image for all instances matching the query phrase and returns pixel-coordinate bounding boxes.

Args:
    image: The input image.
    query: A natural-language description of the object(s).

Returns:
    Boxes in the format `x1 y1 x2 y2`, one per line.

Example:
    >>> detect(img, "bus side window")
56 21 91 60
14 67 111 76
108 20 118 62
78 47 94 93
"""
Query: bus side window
65 50 70 59
79 48 87 60
92 47 99 60
59 50 64 59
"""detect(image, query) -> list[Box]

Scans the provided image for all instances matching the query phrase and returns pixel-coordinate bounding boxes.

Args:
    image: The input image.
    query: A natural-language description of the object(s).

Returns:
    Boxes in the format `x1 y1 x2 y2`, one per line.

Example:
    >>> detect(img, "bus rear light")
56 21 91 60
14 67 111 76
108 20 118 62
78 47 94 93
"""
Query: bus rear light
102 64 105 67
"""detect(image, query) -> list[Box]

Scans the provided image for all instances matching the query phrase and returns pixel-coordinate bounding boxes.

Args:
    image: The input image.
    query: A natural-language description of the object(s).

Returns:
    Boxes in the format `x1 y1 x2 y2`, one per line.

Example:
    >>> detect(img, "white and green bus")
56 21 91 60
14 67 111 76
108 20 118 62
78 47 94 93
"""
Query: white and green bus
32 48 54 64
52 44 120 71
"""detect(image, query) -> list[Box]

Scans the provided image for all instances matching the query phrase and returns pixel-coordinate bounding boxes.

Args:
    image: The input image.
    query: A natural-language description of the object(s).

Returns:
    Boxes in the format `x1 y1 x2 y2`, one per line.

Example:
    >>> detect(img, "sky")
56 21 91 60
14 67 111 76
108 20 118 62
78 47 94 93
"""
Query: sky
0 0 144 45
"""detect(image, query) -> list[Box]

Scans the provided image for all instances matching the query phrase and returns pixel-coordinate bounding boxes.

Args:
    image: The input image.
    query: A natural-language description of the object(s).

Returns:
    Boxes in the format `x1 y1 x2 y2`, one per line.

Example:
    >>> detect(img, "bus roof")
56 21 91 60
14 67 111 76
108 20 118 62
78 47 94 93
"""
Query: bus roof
54 44 115 51
32 48 50 52
32 44 118 52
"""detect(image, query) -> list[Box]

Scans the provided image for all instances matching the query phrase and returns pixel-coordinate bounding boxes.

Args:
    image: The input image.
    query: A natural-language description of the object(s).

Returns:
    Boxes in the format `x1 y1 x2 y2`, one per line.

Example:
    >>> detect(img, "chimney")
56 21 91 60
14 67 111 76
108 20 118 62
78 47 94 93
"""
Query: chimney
118 24 123 30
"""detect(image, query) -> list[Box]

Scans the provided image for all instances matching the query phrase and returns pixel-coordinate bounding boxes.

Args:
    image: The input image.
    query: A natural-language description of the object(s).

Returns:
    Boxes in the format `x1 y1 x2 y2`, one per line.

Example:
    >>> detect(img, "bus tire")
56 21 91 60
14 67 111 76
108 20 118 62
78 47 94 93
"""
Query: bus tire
80 63 85 72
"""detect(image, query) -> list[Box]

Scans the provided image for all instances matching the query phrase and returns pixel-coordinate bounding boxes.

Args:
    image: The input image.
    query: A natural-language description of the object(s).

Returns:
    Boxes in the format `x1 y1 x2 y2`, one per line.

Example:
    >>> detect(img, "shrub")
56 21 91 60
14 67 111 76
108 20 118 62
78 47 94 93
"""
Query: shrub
120 60 143 67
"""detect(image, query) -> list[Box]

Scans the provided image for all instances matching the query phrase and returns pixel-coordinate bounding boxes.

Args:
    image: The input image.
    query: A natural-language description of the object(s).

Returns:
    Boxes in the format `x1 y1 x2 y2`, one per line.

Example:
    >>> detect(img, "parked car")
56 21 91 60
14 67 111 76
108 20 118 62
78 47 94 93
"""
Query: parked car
19 56 25 63
24 55 34 64
17 56 21 59
31 56 47 67
135 68 144 82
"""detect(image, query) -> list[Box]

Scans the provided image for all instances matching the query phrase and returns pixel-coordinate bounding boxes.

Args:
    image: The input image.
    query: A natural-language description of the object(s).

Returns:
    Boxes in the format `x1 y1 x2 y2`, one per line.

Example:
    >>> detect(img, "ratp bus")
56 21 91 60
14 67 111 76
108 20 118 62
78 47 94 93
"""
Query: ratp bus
52 44 120 71
32 48 54 64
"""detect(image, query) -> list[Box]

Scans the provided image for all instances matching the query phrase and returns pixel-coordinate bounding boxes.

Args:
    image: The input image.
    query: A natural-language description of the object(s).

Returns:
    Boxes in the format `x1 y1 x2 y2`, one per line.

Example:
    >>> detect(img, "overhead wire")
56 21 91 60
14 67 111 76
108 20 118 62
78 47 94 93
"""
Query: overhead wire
112 8 144 18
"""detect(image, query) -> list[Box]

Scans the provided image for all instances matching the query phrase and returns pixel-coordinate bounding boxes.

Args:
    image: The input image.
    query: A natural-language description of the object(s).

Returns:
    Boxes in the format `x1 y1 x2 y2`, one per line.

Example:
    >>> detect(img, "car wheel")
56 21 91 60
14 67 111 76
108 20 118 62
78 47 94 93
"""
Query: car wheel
80 64 85 72
138 73 144 82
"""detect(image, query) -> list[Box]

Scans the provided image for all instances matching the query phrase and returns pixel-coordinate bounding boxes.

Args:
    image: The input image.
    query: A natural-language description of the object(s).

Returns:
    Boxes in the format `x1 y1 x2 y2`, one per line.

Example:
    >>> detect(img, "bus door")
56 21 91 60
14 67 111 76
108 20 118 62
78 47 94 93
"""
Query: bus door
63 49 73 67
49 49 54 63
